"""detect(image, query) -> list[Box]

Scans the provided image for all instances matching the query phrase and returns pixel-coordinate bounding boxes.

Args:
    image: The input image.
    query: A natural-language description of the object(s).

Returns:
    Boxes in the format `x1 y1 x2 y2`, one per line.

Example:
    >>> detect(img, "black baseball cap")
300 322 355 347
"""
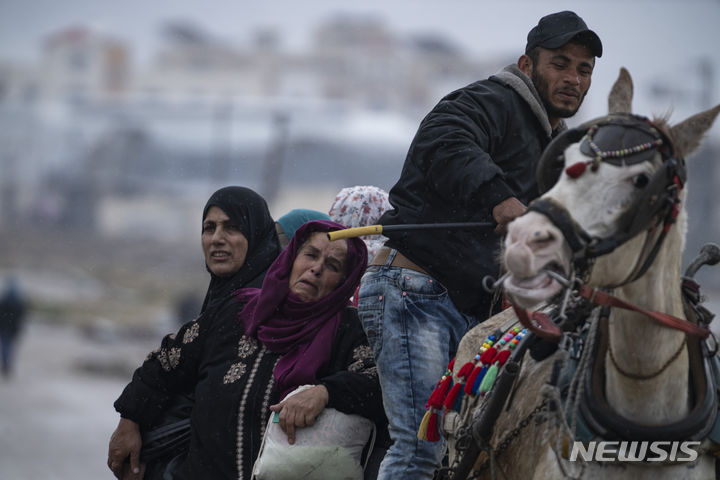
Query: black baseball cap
526 11 602 57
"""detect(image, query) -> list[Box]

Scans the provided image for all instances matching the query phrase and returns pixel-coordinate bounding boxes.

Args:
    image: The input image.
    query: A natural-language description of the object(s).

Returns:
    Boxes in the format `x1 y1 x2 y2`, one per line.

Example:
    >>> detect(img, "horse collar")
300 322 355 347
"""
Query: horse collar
578 316 719 444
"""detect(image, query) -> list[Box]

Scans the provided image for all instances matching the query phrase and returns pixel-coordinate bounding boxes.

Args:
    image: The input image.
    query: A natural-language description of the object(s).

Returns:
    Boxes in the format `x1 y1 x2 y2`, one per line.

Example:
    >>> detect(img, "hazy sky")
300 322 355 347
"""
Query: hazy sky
1 0 719 126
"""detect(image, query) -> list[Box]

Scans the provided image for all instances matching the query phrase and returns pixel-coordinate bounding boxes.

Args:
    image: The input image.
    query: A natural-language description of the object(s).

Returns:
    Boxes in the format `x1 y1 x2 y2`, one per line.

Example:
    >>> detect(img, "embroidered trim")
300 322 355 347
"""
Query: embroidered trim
236 345 267 480
183 322 200 344
348 345 378 379
237 335 258 359
158 347 182 371
261 365 277 424
146 348 159 362
224 362 248 384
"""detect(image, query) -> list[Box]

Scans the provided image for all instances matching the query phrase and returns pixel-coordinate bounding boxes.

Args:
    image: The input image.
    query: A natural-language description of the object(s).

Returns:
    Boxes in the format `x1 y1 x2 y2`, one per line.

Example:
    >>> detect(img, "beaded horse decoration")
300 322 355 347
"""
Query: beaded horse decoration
427 68 720 480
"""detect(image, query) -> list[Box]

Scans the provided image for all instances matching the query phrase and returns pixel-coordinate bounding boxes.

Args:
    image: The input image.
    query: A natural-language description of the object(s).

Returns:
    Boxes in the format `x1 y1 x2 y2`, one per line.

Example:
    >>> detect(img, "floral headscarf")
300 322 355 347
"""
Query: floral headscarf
328 185 392 262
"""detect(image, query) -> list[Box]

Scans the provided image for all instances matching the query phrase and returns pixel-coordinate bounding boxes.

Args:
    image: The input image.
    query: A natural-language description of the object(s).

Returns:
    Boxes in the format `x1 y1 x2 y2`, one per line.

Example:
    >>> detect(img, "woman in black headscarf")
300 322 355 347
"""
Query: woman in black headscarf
107 186 281 480
199 186 281 313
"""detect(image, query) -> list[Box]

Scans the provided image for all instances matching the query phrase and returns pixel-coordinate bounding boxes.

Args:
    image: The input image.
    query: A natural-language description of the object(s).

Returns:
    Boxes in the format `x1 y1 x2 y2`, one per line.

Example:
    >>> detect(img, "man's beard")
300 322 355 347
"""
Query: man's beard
531 69 585 119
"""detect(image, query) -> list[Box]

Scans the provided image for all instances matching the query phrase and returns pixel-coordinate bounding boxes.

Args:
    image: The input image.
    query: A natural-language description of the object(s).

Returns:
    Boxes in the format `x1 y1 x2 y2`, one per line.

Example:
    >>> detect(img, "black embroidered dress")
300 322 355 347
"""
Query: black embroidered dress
114 298 381 480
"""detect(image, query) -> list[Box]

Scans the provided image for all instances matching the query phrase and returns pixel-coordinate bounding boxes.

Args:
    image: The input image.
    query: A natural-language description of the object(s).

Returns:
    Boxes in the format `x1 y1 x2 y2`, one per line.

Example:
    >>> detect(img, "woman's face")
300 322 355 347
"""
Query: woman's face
202 206 249 277
289 232 348 302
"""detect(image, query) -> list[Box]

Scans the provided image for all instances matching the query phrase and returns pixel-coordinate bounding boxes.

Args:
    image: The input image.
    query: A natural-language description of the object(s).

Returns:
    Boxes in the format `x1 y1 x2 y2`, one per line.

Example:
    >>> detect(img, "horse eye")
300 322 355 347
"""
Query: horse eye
632 173 649 188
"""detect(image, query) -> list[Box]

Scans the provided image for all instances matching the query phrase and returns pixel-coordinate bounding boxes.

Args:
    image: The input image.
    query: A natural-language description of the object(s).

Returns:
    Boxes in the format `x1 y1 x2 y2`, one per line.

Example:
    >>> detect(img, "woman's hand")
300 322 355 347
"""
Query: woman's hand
269 385 329 444
107 418 145 479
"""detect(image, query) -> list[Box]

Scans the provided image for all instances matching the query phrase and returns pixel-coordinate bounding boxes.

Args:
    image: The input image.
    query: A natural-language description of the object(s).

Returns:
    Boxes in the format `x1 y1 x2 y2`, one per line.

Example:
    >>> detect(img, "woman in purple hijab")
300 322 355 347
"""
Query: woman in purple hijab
110 220 385 480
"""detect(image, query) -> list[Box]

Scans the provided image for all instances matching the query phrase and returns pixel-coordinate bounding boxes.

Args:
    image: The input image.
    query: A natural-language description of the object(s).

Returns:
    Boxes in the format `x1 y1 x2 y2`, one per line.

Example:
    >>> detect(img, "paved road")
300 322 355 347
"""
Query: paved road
0 320 157 480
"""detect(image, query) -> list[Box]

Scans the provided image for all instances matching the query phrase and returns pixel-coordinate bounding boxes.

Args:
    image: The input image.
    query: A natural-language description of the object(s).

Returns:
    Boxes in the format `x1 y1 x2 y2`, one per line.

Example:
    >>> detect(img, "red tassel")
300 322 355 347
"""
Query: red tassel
670 202 680 219
427 376 452 408
673 175 683 190
479 347 497 365
456 361 475 380
447 357 456 372
427 411 440 442
494 349 512 367
502 293 511 310
443 383 463 410
565 162 587 178
464 366 483 395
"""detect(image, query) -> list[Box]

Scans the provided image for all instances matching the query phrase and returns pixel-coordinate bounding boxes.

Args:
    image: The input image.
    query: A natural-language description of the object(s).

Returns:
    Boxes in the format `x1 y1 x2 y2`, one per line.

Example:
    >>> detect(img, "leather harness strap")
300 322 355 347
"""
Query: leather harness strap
369 246 429 275
576 284 711 339
512 283 711 343
512 304 564 342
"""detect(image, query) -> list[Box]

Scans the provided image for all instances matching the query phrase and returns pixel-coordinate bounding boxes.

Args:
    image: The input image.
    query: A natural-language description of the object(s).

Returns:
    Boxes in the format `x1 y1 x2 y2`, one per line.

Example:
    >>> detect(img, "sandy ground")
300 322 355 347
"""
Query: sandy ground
0 318 159 480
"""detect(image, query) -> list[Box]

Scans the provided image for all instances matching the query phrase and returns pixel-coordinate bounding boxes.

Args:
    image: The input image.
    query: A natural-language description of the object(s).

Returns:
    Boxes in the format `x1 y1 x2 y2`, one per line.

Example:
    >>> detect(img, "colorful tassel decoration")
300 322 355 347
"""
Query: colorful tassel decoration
471 365 489 395
417 409 432 440
456 361 475 380
443 382 463 410
452 388 465 412
479 347 497 365
464 366 483 395
427 375 452 409
479 363 499 394
419 325 527 442
494 349 512 367
426 410 440 441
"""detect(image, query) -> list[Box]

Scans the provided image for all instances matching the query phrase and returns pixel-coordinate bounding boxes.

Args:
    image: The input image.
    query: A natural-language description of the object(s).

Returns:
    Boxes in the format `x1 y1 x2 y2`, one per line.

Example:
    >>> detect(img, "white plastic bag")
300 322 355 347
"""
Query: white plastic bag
252 385 375 480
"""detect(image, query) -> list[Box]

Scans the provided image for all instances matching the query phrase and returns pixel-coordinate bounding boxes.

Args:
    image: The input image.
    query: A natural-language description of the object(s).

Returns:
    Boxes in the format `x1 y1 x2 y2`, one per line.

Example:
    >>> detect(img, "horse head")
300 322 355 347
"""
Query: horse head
503 68 720 308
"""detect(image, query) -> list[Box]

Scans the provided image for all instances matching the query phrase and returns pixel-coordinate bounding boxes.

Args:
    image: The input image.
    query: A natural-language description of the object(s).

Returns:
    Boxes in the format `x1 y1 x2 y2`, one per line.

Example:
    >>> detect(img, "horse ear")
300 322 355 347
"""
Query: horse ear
669 104 720 158
608 67 633 114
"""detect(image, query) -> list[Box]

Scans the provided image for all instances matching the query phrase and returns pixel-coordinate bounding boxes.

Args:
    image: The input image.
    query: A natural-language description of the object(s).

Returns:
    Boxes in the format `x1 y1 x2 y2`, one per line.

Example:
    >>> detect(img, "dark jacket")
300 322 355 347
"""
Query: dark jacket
380 65 565 317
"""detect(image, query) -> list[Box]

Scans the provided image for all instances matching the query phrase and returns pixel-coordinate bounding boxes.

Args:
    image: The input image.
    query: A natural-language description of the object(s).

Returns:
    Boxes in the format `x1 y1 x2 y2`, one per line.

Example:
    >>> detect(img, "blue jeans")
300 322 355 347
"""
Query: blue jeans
358 249 478 479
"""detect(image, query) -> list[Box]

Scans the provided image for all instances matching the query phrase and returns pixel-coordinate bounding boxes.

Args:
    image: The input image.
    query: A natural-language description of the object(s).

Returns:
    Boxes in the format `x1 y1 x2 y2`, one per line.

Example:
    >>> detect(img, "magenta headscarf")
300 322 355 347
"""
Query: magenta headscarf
234 220 368 399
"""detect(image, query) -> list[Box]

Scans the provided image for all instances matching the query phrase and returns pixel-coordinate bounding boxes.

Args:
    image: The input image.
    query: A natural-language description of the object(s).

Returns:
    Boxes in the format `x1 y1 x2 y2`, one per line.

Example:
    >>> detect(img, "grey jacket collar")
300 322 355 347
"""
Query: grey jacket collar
490 64 567 137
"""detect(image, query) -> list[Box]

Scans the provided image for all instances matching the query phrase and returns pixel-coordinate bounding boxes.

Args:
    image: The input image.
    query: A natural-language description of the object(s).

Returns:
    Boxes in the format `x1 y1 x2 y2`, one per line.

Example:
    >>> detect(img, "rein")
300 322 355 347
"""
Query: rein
511 282 711 343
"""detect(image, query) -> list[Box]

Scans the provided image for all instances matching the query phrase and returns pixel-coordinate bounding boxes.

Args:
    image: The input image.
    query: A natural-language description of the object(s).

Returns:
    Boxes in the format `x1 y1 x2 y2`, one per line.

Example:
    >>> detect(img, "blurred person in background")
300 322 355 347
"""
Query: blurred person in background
0 275 28 378
328 186 392 264
275 208 331 249
108 221 385 480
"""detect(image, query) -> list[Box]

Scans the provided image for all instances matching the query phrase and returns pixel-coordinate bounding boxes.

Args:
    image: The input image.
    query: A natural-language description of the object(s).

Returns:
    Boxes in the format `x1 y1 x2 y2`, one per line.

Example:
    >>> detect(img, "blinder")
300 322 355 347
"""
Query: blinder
536 113 682 194
531 113 686 280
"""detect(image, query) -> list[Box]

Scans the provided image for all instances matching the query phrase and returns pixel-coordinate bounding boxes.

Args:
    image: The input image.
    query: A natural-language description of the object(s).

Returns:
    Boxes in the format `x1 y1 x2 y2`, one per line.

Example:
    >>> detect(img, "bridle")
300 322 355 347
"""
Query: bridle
510 113 710 342
533 113 685 279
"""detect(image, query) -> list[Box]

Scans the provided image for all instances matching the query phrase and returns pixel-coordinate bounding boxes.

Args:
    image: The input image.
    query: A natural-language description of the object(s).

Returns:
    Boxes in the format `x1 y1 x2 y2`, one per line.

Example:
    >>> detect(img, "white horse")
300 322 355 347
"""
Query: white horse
441 68 720 479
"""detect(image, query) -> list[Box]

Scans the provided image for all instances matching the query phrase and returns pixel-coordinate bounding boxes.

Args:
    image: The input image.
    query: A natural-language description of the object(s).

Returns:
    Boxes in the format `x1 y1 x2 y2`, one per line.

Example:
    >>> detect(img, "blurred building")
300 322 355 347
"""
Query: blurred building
1 14 716 268
41 26 130 104
0 16 506 238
